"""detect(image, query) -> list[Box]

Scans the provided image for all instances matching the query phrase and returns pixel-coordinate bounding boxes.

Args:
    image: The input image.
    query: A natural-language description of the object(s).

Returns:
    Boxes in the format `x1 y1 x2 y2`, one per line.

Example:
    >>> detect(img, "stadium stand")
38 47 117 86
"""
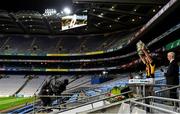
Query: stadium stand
18 76 47 97
0 76 26 97
0 0 179 113
0 33 133 54
66 76 91 90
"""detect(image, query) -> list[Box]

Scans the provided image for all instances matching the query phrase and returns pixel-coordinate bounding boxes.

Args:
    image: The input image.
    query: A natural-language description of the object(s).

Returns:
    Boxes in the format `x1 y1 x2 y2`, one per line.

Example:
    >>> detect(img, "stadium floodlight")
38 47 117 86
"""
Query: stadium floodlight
102 71 108 75
43 9 57 16
63 7 71 15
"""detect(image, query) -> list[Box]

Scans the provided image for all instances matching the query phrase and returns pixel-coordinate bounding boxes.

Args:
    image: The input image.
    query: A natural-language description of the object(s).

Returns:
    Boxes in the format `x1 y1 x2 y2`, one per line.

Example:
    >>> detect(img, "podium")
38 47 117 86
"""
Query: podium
129 78 154 85
128 78 154 97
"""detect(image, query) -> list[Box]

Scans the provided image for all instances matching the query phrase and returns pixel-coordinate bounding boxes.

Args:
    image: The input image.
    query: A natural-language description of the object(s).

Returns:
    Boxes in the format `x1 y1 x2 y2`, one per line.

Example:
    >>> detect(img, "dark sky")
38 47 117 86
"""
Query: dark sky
0 0 73 13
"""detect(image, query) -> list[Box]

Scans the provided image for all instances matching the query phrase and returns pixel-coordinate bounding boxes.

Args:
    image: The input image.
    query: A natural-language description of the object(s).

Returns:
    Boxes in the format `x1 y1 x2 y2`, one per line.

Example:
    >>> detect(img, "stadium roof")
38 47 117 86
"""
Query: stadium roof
0 0 171 35
71 0 170 34
0 0 72 13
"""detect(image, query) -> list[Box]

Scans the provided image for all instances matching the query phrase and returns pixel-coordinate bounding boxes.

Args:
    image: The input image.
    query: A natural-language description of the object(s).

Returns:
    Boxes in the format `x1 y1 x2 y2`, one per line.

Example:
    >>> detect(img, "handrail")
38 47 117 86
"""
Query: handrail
35 83 174 99
147 96 180 102
155 85 180 94
153 84 174 87
130 100 179 114
128 83 174 87
34 89 110 113
34 91 132 113
58 91 132 113
61 91 109 105
35 90 109 99
134 96 180 103
128 83 175 97
37 95 74 98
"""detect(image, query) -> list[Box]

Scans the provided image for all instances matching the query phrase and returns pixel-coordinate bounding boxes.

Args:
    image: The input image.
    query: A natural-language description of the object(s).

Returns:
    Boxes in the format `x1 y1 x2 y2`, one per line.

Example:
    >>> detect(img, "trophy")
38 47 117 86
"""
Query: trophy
136 40 145 55
136 40 150 55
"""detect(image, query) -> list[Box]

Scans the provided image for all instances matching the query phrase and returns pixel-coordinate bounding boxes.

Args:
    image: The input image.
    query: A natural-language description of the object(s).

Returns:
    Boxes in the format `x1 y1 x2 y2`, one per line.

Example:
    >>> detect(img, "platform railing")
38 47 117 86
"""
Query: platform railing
129 99 179 114
58 90 132 113
33 90 132 113
128 96 180 114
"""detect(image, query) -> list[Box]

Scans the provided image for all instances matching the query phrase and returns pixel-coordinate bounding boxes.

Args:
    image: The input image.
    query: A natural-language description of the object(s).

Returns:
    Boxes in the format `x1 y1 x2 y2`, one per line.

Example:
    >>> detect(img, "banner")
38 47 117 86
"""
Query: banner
85 51 104 55
165 39 180 50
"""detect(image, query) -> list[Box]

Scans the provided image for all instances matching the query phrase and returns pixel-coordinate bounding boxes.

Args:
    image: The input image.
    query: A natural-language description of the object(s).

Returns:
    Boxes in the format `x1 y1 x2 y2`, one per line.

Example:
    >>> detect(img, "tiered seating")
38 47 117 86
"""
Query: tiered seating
18 76 46 97
59 37 82 53
80 36 107 52
31 37 59 53
96 36 113 51
66 76 91 90
95 76 129 93
0 76 26 97
0 29 133 54
102 34 121 50
66 74 129 103
2 36 33 53
108 33 134 50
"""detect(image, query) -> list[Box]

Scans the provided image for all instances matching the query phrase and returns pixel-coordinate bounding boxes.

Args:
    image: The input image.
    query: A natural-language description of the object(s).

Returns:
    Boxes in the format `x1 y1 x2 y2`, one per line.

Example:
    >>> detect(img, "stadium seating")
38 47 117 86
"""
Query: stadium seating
1 36 33 53
0 31 132 54
0 0 179 113
66 76 91 90
0 76 26 97
18 76 47 97
32 37 59 53
66 68 180 104
66 74 129 103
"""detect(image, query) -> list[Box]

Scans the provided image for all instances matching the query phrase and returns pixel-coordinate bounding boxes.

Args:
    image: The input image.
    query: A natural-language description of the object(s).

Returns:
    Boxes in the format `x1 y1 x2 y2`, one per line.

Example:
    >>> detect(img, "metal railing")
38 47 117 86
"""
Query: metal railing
58 84 179 113
32 91 110 112
155 84 180 98
129 83 174 97
31 83 179 113
58 90 132 113
128 96 180 114
155 85 180 94
33 91 132 113
130 100 179 114
61 91 109 106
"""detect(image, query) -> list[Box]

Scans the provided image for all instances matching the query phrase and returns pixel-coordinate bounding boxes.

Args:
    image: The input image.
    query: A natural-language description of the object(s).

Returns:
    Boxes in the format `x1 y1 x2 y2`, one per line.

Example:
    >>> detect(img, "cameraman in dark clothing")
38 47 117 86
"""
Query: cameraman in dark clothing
39 79 69 107
39 81 53 106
